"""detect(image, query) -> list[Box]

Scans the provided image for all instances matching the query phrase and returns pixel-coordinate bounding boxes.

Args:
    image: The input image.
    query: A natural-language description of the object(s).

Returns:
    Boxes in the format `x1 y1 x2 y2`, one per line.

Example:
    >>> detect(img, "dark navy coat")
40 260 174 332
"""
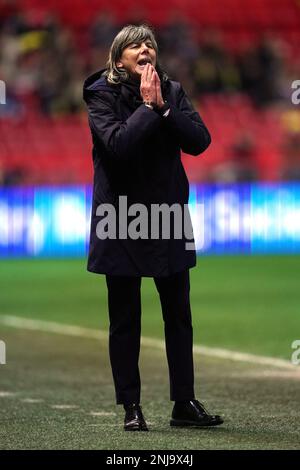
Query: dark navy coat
83 69 211 277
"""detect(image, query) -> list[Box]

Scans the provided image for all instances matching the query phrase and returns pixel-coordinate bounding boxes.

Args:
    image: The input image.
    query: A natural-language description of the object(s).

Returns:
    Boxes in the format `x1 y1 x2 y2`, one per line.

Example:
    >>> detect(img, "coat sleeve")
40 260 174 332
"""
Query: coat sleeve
86 91 161 161
164 84 211 156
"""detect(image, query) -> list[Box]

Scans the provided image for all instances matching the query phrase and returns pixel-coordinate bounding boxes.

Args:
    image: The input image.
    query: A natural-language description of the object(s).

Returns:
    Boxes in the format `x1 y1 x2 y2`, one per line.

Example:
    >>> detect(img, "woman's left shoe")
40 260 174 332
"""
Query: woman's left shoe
124 404 149 431
170 399 224 427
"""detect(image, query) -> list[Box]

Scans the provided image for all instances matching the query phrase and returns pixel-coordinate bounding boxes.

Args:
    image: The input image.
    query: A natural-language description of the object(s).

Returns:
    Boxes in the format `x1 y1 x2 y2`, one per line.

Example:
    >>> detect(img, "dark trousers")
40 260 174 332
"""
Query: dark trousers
105 269 195 405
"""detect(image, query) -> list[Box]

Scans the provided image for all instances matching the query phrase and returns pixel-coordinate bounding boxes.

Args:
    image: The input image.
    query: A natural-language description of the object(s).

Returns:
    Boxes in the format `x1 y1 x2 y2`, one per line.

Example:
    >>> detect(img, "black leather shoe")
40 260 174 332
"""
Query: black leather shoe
170 399 223 427
124 404 149 431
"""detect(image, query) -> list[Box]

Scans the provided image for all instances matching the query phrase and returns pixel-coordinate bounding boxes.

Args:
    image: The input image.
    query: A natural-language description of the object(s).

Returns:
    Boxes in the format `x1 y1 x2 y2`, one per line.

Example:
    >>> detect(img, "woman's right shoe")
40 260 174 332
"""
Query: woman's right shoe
124 404 149 431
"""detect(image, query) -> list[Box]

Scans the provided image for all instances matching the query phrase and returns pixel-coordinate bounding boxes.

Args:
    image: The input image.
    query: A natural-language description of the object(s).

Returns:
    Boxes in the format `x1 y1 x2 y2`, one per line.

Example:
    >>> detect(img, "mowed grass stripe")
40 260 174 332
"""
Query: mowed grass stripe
0 314 298 371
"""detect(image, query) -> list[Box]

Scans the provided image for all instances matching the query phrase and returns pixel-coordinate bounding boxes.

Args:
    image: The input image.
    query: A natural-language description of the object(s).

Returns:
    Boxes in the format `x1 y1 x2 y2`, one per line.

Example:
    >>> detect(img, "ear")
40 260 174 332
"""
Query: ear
116 61 123 68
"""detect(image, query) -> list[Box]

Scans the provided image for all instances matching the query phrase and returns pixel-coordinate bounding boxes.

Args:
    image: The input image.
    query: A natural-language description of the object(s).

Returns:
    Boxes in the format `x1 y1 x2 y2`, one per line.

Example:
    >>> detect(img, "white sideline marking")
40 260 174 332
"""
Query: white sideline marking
90 411 116 416
87 422 155 427
0 391 16 397
235 370 300 380
87 424 120 427
51 405 79 409
22 398 44 403
0 314 297 371
0 315 105 340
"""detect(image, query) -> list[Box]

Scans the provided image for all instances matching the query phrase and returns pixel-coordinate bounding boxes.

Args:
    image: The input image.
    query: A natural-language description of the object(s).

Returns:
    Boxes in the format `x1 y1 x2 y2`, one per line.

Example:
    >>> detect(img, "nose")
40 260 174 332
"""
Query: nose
140 43 149 53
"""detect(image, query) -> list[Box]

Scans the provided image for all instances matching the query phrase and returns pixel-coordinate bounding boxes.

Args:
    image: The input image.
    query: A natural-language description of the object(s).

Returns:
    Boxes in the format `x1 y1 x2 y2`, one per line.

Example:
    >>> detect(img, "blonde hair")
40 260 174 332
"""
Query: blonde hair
104 24 168 84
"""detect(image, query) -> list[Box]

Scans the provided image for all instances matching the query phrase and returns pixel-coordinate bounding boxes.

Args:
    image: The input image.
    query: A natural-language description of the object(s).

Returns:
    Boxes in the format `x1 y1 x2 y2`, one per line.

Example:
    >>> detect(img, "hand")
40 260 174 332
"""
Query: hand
153 70 165 109
140 64 165 108
140 63 157 105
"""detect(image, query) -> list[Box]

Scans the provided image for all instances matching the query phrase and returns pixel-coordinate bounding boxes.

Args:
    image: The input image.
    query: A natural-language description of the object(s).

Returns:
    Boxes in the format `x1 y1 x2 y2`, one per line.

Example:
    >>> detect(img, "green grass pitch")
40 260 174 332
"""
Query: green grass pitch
0 255 300 449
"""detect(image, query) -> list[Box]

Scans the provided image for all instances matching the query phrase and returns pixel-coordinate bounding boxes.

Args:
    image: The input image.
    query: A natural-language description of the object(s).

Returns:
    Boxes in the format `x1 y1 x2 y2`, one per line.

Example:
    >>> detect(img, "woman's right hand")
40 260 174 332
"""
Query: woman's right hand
140 63 157 105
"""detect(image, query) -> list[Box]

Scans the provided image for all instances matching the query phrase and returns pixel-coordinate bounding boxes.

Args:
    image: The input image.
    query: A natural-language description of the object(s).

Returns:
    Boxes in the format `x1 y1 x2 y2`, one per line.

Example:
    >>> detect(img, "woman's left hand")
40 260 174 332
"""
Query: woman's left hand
153 68 165 109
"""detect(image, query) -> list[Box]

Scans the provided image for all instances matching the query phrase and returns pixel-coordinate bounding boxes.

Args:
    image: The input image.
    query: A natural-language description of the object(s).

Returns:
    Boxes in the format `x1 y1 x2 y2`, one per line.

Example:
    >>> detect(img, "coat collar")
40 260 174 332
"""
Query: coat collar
83 69 119 102
83 68 171 107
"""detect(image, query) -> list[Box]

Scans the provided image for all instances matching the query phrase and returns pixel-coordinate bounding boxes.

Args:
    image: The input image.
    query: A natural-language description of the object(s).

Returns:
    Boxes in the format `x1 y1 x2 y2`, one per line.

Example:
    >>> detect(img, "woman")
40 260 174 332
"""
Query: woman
83 24 223 431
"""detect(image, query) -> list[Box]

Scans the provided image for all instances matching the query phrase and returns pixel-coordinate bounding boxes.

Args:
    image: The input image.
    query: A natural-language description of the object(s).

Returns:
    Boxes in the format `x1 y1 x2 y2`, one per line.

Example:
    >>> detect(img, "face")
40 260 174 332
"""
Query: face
116 40 157 79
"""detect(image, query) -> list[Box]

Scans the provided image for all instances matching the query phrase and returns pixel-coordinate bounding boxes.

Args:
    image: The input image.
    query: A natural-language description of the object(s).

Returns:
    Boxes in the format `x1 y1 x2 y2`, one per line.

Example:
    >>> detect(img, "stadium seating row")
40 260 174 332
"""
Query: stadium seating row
0 94 283 184
16 0 300 30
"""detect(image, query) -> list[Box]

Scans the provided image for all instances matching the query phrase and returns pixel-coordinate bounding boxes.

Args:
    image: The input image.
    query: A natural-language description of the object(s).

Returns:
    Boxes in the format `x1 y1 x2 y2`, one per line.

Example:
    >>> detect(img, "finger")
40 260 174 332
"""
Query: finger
154 69 160 82
141 63 148 83
154 71 161 90
155 74 160 91
153 70 160 88
148 64 156 81
151 68 156 86
140 71 145 91
149 68 156 103
145 63 151 82
149 69 155 102
156 77 161 101
154 73 163 105
142 66 152 101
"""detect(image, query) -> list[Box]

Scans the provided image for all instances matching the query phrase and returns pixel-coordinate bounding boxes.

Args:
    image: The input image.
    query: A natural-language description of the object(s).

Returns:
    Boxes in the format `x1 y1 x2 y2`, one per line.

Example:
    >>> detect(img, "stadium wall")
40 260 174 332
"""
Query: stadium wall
0 183 299 257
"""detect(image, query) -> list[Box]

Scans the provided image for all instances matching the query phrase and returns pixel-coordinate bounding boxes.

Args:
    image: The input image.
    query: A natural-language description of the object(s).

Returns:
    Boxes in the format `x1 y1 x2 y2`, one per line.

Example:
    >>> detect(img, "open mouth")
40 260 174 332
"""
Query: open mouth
137 58 152 68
